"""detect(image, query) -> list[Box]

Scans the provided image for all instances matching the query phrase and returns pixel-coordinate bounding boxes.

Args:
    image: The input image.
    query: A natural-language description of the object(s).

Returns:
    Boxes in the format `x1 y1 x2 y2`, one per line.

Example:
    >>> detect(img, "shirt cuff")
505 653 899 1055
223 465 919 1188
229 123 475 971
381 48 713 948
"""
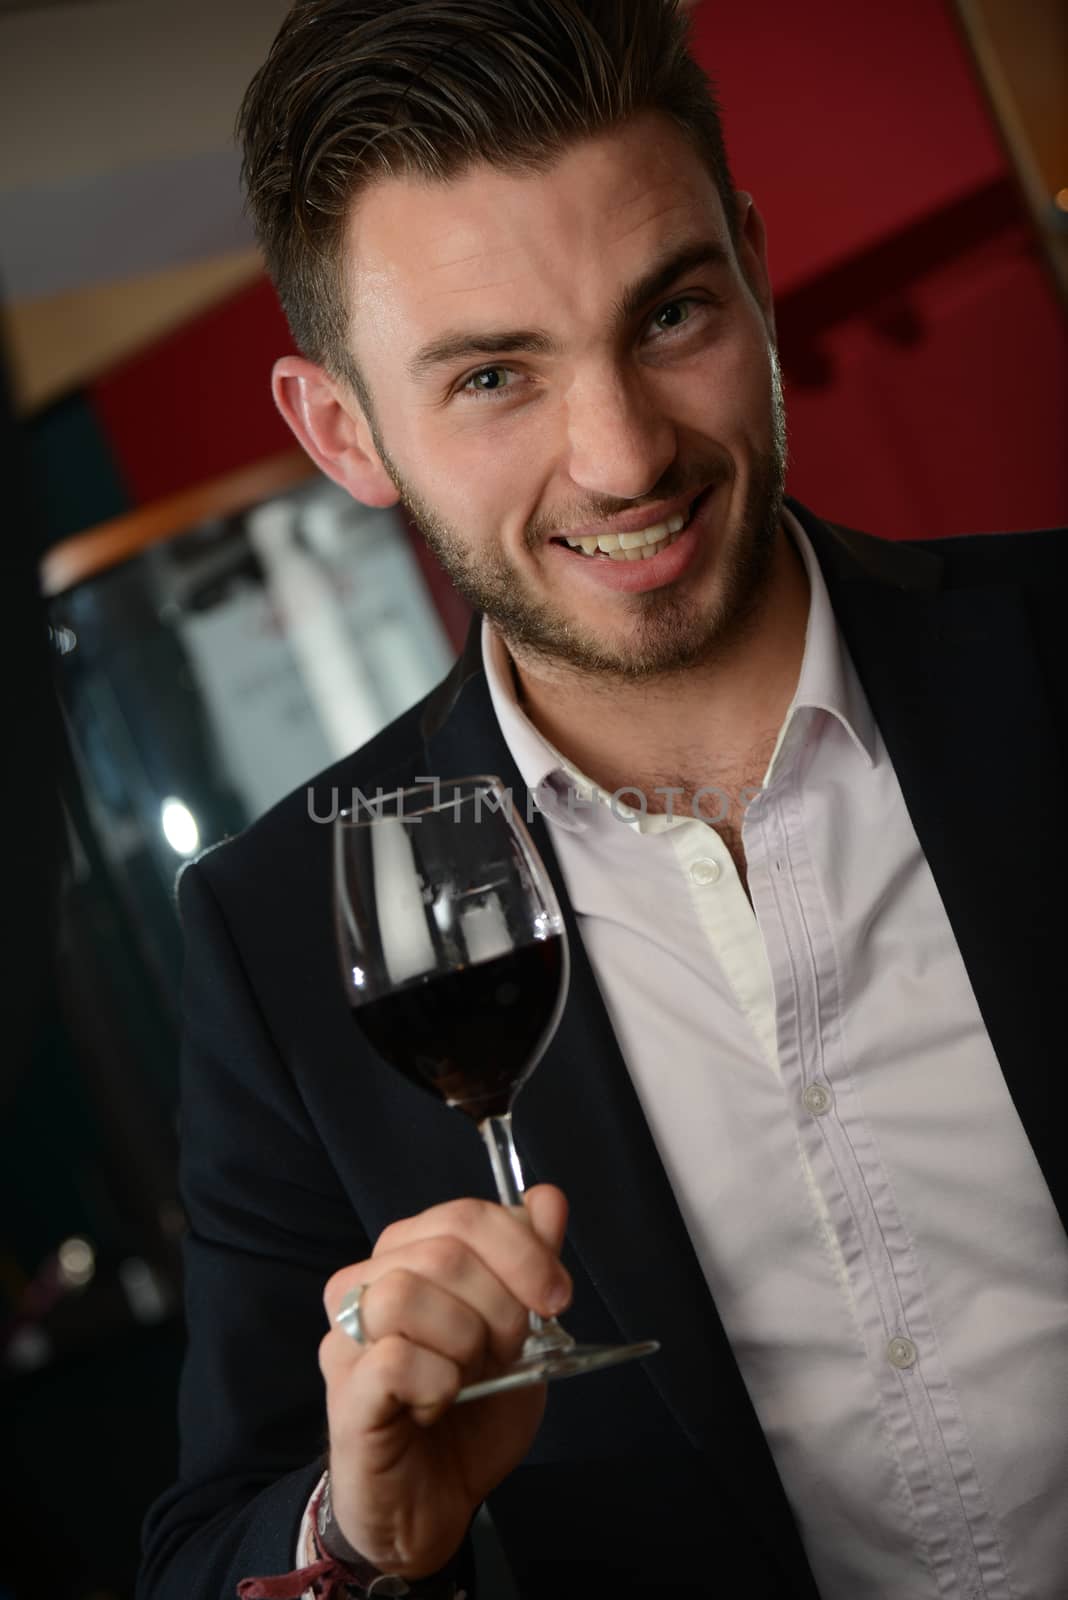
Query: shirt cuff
296 1472 327 1596
273 1470 467 1599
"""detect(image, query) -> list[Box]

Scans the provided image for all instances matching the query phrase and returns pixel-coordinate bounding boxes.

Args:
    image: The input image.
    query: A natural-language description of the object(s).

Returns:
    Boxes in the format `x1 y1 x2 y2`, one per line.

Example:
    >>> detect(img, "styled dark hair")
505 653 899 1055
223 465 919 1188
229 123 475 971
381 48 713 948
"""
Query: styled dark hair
237 0 736 405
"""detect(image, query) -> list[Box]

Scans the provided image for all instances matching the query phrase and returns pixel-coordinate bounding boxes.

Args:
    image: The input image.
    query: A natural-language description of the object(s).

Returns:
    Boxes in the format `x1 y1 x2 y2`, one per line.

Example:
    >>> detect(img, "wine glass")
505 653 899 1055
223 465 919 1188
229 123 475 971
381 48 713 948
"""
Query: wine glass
333 774 658 1401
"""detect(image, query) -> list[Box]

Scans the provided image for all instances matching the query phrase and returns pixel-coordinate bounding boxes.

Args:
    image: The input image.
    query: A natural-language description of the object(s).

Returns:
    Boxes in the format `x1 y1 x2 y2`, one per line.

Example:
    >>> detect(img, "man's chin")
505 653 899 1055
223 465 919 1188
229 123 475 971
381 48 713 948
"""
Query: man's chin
495 595 735 683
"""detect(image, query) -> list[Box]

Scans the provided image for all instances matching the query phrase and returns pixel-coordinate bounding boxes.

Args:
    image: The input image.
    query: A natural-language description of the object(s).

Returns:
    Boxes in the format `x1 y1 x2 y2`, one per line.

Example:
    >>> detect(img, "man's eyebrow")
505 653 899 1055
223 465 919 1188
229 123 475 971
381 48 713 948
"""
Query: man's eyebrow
406 238 732 382
612 238 732 325
407 327 558 381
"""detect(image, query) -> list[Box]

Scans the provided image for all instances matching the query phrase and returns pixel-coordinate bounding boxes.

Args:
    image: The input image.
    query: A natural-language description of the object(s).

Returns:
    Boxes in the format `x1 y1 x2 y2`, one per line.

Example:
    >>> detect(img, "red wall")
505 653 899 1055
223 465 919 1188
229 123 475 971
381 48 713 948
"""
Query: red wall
88 0 1066 539
689 0 1067 537
92 277 295 507
690 0 1007 290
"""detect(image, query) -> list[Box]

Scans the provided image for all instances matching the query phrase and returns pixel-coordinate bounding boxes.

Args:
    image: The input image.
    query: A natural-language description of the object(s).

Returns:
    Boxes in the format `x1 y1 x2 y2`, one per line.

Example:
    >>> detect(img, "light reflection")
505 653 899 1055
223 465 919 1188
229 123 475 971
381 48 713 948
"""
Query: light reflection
58 1236 95 1288
161 797 200 856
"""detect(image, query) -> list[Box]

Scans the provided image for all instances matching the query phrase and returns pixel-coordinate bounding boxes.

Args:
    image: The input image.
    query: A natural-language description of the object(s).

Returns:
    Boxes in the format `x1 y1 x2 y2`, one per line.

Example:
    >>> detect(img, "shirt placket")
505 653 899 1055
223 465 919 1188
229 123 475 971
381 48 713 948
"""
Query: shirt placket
745 752 1010 1600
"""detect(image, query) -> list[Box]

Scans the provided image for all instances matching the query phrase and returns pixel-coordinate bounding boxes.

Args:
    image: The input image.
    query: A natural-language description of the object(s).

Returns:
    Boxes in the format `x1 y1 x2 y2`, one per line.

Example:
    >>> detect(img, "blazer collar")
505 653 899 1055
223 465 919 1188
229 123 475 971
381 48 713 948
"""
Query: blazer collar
419 605 487 745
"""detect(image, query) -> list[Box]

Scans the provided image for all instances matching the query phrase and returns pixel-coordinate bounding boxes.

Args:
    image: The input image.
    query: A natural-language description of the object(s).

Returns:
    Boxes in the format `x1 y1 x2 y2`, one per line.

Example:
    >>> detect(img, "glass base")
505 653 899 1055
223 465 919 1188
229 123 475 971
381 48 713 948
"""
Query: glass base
455 1339 660 1403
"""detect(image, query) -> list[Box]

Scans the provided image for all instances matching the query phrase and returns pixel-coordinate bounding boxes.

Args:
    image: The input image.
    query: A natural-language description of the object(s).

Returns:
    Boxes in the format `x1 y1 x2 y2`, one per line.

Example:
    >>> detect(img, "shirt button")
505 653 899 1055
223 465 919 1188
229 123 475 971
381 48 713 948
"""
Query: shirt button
802 1082 833 1116
689 857 722 885
887 1336 917 1370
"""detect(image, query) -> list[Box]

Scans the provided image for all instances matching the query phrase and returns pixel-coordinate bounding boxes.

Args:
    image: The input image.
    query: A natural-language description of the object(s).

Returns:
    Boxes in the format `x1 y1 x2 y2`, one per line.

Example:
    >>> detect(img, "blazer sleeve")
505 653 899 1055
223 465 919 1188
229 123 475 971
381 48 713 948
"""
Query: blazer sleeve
137 855 374 1599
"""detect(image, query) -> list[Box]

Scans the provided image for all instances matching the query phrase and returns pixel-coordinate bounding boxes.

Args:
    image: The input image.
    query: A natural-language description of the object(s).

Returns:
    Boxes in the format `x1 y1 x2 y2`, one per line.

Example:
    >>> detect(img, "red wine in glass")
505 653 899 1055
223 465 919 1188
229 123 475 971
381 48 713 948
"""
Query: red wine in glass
333 774 658 1400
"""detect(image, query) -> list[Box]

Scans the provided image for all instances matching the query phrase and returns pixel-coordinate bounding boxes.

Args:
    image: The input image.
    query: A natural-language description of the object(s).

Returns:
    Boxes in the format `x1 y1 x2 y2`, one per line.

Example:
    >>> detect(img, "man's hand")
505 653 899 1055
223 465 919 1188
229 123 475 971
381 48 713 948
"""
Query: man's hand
320 1185 571 1579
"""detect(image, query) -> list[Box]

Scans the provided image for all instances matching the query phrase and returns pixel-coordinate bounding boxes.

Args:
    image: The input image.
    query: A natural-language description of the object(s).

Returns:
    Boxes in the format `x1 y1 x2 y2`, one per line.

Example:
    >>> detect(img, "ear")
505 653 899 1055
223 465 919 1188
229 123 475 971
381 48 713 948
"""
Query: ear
732 192 776 341
271 355 400 509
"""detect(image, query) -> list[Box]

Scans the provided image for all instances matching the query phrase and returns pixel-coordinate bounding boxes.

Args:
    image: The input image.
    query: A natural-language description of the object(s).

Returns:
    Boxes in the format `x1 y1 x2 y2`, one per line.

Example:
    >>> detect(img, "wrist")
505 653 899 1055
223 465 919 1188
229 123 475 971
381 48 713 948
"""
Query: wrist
314 1472 462 1598
315 1470 372 1568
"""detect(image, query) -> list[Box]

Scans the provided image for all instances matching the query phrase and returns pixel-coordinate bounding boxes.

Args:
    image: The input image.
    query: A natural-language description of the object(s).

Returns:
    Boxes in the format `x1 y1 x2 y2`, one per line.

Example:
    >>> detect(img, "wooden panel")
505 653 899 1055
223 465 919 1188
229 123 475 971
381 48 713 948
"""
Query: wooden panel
4 249 264 415
954 0 1068 302
40 448 316 596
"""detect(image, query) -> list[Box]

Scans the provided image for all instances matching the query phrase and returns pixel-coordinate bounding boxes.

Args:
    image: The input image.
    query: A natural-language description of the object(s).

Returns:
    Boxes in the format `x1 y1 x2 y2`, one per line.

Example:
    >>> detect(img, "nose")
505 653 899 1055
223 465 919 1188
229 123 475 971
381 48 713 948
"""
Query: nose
564 369 678 502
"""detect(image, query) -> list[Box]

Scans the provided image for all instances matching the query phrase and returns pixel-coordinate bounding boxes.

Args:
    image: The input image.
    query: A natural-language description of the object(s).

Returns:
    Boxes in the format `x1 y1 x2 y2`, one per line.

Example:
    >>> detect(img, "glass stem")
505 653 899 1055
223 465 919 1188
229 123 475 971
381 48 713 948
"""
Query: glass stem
480 1113 574 1357
481 1112 527 1209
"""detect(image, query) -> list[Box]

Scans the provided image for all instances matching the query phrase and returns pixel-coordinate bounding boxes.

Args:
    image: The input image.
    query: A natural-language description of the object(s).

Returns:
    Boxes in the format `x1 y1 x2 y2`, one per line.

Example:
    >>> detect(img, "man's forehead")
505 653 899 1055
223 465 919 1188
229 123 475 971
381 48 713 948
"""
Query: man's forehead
343 116 727 325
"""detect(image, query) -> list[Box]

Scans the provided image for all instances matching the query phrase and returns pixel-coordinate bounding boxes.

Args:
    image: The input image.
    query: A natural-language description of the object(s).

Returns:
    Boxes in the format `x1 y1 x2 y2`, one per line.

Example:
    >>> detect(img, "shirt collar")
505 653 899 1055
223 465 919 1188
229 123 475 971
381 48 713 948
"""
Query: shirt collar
764 506 877 783
482 506 876 818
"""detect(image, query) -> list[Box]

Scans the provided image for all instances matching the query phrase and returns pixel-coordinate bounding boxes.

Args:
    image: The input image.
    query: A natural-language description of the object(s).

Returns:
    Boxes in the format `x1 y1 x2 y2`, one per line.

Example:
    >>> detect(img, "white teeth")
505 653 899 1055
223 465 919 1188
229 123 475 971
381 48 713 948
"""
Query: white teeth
599 527 685 562
565 510 687 556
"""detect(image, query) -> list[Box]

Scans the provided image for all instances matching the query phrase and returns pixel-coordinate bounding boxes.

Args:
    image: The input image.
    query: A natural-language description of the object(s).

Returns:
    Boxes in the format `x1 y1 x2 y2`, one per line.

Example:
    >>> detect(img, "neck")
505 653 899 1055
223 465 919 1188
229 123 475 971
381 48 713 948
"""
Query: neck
503 522 810 801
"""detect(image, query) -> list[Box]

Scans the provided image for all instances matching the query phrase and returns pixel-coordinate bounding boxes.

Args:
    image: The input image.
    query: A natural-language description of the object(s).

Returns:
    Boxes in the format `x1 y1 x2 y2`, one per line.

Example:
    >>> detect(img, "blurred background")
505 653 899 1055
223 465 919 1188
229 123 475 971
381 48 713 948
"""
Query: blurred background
1 1 1065 1595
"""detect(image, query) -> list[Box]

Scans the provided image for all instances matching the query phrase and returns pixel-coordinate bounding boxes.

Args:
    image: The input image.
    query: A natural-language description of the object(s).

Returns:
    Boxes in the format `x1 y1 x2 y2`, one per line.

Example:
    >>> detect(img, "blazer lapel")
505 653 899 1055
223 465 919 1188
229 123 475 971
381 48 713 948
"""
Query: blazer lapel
421 631 821 1596
801 505 1068 1234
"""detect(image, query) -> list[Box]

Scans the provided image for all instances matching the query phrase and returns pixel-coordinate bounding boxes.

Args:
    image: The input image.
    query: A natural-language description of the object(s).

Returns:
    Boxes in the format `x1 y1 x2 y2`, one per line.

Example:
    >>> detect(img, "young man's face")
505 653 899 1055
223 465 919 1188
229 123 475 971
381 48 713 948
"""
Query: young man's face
345 110 785 680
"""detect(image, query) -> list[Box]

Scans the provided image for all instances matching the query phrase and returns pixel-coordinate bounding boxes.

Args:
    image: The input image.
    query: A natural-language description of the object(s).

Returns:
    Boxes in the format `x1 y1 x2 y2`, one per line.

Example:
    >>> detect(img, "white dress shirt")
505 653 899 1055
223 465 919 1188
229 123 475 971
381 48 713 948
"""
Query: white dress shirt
481 509 1068 1599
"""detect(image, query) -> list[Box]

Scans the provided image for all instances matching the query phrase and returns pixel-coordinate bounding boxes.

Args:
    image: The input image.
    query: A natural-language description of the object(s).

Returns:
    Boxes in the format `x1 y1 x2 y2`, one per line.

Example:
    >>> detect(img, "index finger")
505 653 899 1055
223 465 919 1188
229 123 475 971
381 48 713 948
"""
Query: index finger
375 1191 571 1319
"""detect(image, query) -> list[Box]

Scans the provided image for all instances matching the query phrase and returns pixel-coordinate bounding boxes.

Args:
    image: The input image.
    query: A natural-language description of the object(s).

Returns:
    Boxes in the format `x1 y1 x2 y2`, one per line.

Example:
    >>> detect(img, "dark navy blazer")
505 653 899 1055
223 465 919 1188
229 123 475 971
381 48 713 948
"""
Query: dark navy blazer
138 504 1066 1599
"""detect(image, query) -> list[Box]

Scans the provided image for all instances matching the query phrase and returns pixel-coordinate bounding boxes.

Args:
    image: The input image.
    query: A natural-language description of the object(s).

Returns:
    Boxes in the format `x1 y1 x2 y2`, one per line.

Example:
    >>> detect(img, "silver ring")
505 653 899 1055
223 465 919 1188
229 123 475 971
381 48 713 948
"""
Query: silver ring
335 1284 371 1345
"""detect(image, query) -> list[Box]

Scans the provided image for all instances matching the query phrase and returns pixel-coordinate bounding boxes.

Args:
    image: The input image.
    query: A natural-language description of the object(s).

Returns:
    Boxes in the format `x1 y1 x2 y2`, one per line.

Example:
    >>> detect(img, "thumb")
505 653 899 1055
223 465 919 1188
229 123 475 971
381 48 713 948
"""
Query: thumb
523 1184 569 1254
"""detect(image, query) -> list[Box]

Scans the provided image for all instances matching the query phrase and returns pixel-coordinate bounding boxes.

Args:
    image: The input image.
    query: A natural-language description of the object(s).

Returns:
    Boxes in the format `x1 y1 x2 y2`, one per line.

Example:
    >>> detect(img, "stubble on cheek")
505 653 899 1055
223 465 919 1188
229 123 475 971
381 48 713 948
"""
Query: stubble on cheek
370 423 573 646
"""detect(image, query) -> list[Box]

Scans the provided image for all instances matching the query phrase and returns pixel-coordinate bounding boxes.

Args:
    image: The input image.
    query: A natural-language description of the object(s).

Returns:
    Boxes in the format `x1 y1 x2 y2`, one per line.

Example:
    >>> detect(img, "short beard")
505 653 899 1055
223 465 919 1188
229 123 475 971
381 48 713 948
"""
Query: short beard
370 355 788 685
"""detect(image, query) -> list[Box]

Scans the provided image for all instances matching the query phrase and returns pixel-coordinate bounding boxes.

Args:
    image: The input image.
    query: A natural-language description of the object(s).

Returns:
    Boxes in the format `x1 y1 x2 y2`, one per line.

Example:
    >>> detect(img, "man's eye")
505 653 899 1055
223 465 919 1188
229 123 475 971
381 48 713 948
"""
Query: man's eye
460 366 514 398
651 298 697 333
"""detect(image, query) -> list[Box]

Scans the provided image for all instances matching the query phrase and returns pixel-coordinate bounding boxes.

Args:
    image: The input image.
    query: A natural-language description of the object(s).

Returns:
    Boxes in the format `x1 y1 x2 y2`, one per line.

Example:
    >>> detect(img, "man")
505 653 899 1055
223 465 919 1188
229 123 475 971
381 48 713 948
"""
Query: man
138 3 1067 1597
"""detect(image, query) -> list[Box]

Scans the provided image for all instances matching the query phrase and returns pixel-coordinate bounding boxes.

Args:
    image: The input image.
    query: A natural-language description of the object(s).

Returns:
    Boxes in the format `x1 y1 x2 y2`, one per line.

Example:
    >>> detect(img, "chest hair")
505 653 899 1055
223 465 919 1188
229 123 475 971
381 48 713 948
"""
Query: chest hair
625 739 779 896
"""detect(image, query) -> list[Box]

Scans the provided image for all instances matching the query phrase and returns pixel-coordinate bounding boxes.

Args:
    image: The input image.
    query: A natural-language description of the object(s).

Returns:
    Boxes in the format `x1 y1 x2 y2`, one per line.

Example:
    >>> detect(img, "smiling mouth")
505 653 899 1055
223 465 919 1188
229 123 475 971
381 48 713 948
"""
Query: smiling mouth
551 493 705 562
